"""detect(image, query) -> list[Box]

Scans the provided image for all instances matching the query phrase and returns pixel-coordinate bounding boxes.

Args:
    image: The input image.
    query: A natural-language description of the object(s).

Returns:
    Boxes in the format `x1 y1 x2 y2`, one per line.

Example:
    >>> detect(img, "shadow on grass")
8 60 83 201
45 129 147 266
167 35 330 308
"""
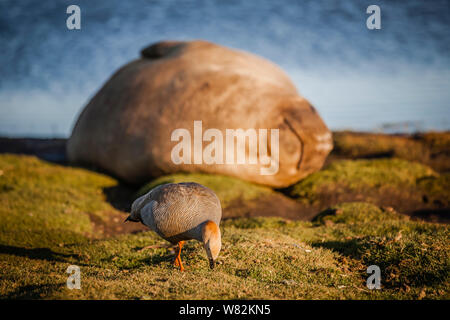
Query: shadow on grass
136 243 199 269
410 208 450 223
3 283 64 299
0 244 77 263
139 252 176 266
311 239 366 261
312 238 448 288
103 184 141 212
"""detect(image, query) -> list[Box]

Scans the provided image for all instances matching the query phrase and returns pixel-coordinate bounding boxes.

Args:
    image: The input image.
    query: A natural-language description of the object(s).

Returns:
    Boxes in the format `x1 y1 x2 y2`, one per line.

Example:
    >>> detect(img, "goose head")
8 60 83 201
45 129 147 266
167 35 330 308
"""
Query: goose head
201 220 221 269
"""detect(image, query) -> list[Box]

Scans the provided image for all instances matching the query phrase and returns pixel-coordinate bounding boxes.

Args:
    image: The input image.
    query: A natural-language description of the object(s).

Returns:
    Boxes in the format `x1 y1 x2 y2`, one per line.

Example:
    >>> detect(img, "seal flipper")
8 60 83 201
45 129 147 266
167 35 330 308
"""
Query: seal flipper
141 41 186 59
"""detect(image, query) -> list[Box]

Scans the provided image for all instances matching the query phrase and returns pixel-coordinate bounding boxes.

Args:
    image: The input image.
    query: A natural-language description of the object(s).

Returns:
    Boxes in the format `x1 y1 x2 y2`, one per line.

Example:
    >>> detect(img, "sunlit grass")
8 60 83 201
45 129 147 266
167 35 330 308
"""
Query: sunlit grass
0 154 448 299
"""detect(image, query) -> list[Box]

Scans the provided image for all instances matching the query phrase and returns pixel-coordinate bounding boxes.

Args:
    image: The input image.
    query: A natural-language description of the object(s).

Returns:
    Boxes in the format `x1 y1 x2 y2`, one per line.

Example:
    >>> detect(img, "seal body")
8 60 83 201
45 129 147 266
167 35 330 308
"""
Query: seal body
67 40 333 187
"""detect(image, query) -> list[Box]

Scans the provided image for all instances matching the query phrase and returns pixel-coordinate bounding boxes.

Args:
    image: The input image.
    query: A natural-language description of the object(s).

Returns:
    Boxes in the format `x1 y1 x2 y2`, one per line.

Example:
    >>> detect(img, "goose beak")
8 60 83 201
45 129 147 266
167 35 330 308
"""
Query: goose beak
209 259 215 269
124 216 131 223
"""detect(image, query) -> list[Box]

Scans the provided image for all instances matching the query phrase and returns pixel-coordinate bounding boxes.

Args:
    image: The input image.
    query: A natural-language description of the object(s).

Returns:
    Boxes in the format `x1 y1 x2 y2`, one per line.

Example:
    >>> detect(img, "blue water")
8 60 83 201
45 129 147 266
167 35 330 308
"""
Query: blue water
0 0 449 137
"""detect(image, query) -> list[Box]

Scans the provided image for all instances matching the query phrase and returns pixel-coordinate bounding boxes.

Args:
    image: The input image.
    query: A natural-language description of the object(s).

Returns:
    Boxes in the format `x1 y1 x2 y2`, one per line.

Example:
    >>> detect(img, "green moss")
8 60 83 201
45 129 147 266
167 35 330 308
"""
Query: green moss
332 131 450 173
0 154 119 247
333 132 427 160
293 158 435 197
0 154 448 299
416 173 450 206
355 231 449 289
222 217 295 229
288 159 445 212
137 172 272 208
314 202 408 225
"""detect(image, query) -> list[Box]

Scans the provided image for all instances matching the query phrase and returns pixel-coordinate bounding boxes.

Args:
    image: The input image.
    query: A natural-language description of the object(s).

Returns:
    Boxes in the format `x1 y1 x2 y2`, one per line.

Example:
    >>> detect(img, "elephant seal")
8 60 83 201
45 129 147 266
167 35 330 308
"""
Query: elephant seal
67 40 332 188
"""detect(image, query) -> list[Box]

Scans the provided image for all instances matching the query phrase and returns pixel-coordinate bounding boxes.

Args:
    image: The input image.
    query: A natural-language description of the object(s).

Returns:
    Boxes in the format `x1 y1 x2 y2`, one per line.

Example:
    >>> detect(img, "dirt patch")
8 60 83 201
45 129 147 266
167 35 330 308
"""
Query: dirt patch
283 184 449 224
223 193 317 221
86 211 148 238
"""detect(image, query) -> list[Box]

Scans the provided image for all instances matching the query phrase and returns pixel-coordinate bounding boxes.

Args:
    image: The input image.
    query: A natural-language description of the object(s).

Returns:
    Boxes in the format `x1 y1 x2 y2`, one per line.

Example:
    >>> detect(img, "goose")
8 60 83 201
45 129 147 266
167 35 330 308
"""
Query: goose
125 182 222 271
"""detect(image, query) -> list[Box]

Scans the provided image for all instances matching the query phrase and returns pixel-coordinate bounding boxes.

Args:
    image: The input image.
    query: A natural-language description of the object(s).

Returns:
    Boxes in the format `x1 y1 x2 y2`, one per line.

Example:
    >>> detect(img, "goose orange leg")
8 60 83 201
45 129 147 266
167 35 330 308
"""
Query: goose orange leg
173 241 185 271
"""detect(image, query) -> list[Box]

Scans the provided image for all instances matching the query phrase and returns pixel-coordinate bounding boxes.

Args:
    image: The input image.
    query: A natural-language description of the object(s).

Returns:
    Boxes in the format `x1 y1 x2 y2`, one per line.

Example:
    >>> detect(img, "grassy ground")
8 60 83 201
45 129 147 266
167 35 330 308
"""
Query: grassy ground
286 159 450 222
0 152 448 299
331 131 450 173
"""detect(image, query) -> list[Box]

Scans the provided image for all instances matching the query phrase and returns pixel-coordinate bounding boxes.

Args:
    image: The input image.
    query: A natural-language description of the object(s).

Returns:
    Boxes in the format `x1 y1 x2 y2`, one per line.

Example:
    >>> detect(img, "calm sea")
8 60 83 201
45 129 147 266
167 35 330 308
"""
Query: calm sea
0 0 449 137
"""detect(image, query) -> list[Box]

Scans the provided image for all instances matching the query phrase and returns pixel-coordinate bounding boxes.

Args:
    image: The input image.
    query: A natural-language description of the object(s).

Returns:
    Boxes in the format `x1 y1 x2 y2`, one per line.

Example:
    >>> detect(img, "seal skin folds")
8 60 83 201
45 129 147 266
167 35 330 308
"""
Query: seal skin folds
67 40 333 187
